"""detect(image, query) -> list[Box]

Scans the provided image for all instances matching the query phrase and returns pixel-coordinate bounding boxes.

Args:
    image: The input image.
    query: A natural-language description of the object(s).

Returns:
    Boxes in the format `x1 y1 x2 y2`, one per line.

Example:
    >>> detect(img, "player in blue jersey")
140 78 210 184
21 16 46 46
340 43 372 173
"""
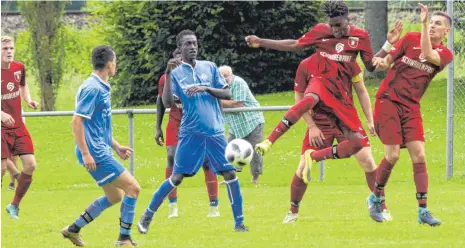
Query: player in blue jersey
62 45 140 247
137 30 248 233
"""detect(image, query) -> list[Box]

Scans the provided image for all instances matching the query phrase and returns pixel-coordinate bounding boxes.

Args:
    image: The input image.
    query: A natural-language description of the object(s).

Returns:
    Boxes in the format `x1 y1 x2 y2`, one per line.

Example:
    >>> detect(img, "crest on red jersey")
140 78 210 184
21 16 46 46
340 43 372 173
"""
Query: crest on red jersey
348 36 359 48
419 53 427 63
14 71 21 83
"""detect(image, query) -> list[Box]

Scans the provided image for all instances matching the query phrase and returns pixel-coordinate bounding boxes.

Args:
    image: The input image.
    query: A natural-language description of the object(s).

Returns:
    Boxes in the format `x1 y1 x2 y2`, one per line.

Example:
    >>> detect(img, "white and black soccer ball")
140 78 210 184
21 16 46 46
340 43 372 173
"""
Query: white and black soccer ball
225 139 254 167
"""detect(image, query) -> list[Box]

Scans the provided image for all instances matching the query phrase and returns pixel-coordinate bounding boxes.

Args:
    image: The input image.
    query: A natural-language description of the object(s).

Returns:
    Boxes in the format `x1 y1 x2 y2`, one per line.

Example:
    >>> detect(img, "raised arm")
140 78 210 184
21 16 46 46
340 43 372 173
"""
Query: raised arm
419 4 441 66
162 59 180 108
245 35 303 52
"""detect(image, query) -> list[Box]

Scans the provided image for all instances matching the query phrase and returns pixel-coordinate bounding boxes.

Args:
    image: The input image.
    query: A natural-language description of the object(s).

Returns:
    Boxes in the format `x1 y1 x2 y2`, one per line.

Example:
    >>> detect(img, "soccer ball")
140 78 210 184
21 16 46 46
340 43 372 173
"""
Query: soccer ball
225 139 254 167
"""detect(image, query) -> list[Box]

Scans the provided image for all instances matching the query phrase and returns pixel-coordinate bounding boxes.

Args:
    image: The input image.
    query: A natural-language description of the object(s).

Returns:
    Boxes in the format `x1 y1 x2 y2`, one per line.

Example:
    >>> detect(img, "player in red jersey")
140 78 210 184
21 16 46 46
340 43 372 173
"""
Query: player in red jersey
1 36 39 219
366 5 453 226
155 49 220 218
282 55 392 223
245 1 401 218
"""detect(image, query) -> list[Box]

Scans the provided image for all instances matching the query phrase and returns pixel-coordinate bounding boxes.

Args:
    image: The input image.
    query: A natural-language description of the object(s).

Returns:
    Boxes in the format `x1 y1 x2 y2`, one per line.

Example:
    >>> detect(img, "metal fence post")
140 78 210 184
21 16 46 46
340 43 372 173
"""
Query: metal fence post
319 161 324 182
446 0 454 180
128 110 135 176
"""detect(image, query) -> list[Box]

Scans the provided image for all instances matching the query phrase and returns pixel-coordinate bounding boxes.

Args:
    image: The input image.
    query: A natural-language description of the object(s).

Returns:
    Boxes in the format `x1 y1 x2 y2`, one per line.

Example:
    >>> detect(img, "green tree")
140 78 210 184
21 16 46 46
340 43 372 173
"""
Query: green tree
19 1 66 111
90 1 322 106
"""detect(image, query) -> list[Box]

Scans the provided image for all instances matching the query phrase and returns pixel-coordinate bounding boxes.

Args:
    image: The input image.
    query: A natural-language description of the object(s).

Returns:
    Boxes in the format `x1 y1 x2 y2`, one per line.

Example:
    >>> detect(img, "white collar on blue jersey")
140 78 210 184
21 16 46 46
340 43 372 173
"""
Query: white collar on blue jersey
181 60 197 69
91 73 111 89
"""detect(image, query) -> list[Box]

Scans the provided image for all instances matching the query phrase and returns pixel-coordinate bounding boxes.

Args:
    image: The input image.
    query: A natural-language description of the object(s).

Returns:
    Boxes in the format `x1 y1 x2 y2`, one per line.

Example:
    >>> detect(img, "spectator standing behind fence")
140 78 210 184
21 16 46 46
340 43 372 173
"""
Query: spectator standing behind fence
219 66 265 184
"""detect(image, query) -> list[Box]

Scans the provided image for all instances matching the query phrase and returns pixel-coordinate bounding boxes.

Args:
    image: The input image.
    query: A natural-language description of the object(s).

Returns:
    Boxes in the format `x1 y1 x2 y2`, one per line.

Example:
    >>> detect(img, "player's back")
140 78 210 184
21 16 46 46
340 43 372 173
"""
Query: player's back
74 74 113 163
170 60 226 136
376 32 454 108
1 61 26 131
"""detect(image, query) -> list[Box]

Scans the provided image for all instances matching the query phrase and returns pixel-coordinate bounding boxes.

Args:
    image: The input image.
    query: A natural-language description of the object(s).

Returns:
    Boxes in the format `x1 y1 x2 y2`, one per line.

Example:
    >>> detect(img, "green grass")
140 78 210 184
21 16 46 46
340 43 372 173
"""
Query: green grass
2 69 465 247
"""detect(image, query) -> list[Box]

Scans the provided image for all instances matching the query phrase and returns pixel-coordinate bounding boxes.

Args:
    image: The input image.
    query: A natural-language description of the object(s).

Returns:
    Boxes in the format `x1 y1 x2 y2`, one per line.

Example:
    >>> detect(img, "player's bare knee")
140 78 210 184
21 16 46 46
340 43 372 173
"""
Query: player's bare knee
296 159 305 177
1 160 7 176
221 170 236 181
385 152 400 164
108 191 123 204
170 173 184 186
411 152 426 164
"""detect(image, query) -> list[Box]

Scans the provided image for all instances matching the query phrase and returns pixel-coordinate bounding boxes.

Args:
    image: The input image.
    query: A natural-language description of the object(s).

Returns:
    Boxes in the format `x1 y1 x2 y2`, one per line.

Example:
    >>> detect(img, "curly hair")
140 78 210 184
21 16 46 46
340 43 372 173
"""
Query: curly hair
176 29 196 47
322 0 349 18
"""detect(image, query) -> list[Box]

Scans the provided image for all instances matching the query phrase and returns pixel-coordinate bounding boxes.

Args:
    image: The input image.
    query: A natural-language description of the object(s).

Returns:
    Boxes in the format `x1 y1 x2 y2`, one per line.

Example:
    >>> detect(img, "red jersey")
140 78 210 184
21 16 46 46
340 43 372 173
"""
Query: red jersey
158 74 182 124
1 61 26 131
376 32 454 109
294 54 363 105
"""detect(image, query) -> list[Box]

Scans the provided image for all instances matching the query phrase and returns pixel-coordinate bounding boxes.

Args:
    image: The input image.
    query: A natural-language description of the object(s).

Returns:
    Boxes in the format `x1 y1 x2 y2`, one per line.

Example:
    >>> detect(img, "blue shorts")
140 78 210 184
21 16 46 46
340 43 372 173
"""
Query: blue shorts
174 133 234 176
83 156 126 186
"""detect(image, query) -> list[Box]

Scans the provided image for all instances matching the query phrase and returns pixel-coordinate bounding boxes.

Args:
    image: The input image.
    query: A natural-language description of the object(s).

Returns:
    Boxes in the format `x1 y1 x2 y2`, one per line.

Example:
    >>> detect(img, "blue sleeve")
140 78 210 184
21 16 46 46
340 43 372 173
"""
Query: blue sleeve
74 86 100 119
212 64 227 89
170 73 180 98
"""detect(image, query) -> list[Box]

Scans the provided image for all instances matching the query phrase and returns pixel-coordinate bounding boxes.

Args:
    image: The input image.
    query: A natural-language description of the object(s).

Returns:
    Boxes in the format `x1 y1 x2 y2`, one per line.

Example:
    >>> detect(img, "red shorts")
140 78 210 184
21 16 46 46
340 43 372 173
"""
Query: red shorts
1 128 35 159
304 77 364 133
301 111 370 154
165 120 180 147
374 98 424 146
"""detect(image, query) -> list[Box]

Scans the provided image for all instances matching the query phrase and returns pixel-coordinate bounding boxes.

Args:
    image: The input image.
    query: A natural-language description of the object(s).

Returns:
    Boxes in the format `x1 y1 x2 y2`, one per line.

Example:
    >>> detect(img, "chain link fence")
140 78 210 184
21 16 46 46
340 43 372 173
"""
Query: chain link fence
448 1 465 178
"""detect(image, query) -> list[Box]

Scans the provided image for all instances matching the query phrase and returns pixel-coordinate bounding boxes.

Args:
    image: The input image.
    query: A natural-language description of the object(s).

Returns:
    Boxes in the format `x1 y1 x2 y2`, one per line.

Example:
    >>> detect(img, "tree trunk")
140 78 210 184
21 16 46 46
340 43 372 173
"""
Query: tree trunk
19 1 65 111
364 1 388 79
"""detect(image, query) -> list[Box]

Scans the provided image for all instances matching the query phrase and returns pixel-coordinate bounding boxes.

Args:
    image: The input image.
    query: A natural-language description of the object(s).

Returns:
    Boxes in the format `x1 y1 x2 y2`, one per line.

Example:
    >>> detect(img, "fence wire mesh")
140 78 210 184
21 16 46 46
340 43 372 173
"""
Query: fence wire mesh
451 1 465 177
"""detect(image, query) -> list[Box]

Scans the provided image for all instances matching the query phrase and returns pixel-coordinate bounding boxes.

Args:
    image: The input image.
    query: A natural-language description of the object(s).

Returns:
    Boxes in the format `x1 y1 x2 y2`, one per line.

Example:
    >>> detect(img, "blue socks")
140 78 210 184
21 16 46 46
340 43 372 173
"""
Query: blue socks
74 196 112 228
145 178 176 218
225 177 244 227
120 196 137 235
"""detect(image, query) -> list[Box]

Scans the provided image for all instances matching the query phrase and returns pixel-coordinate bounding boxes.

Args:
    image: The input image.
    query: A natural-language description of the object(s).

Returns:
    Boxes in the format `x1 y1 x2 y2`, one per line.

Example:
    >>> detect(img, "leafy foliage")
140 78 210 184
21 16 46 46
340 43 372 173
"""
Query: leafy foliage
90 1 322 106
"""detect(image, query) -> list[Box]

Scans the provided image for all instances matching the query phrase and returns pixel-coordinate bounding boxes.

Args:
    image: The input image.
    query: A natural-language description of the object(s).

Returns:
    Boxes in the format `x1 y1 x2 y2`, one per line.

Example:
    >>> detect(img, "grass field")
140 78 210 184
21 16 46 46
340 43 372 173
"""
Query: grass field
2 70 465 248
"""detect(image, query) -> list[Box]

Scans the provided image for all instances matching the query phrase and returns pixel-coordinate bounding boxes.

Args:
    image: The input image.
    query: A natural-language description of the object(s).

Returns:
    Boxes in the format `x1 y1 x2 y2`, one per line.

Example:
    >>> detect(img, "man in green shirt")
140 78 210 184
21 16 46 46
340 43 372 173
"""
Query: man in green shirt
219 65 265 184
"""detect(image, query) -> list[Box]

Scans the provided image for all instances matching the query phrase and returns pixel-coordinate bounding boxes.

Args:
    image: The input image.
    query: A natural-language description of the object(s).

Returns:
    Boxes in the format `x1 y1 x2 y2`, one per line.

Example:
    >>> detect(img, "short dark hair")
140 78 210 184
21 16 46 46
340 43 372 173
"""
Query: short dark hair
92 45 115 70
433 11 452 28
176 29 196 47
322 0 349 18
172 48 181 58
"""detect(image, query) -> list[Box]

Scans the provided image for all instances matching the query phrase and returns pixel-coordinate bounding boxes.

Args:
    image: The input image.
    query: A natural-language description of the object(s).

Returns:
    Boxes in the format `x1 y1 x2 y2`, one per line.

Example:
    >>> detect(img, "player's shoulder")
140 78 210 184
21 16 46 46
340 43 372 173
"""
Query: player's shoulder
80 77 103 93
159 74 166 84
197 60 217 69
10 61 25 71
299 56 313 67
313 23 330 32
348 25 370 39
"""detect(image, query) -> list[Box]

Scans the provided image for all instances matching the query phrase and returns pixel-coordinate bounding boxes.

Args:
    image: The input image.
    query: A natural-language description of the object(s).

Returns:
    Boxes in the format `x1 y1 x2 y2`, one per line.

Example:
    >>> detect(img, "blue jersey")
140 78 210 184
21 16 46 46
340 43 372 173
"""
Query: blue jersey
74 74 113 164
171 60 227 136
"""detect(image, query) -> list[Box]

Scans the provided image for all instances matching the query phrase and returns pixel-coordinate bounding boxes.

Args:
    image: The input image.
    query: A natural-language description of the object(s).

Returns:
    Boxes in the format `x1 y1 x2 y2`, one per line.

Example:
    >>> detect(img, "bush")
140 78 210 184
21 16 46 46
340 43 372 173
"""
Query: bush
89 1 322 106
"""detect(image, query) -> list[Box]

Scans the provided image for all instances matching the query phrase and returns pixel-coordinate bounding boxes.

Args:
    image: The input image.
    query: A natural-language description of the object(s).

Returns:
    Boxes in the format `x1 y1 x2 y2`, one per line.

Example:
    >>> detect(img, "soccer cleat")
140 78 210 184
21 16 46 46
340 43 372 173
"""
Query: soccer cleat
382 209 393 221
137 213 153 234
6 204 19 219
61 226 86 247
8 182 15 191
255 139 272 156
302 149 315 183
366 193 383 222
282 211 298 224
168 202 178 218
207 206 220 217
115 238 137 247
418 208 441 227
234 224 249 232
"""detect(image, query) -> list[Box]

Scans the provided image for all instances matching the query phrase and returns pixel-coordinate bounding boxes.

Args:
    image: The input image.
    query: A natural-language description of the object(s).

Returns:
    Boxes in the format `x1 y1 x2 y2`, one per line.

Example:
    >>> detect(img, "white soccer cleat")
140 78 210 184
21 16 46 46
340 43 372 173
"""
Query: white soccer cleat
207 206 220 217
382 209 393 221
282 211 298 224
168 203 179 218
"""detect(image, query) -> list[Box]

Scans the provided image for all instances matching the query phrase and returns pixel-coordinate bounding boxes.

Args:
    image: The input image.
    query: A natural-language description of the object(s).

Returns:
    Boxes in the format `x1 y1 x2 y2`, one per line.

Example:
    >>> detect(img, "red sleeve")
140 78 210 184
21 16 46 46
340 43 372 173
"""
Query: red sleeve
20 66 26 86
438 47 454 70
389 33 411 62
294 60 308 93
157 74 166 96
359 31 374 66
297 23 327 48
